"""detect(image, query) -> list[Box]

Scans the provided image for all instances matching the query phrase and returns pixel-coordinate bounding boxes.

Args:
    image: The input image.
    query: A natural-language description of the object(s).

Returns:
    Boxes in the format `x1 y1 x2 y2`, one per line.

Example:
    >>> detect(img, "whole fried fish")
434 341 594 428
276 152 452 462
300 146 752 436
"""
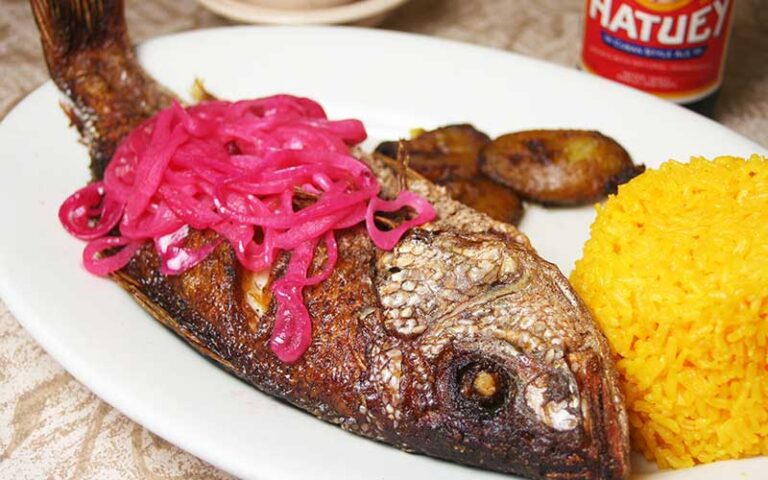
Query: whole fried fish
30 1 630 478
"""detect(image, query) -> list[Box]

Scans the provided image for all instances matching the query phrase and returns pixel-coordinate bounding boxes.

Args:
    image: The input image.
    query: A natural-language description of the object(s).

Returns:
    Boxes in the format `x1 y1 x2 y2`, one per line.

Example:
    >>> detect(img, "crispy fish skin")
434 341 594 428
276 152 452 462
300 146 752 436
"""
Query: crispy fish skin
30 1 630 478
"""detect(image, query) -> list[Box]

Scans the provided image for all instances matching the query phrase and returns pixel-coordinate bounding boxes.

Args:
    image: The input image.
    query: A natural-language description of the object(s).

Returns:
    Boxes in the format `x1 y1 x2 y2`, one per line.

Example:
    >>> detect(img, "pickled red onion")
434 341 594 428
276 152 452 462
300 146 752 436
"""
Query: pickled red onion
59 182 123 240
59 94 435 363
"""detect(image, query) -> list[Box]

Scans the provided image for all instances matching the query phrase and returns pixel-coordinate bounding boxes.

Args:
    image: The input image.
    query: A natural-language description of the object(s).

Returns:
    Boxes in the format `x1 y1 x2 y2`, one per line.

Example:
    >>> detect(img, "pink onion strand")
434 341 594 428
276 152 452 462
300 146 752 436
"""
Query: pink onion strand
59 94 435 363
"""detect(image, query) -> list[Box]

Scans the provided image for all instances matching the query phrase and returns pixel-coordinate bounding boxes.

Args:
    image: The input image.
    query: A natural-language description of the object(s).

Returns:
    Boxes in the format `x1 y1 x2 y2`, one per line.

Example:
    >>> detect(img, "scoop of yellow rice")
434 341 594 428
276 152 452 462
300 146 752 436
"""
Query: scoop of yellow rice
570 155 768 469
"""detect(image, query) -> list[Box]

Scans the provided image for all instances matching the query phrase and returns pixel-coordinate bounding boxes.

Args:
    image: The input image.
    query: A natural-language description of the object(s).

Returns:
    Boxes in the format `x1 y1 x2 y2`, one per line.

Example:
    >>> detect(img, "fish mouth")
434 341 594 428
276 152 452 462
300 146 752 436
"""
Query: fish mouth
558 350 630 480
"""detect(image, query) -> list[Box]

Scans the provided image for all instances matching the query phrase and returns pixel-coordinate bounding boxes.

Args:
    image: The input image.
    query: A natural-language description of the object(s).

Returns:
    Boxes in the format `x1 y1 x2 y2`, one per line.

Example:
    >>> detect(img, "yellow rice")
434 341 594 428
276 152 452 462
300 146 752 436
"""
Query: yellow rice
570 155 768 469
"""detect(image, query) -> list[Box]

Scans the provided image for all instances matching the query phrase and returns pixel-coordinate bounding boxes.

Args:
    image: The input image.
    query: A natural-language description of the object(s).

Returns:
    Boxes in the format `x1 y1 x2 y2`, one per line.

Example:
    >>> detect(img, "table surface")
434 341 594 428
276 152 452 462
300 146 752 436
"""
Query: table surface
1 0 766 478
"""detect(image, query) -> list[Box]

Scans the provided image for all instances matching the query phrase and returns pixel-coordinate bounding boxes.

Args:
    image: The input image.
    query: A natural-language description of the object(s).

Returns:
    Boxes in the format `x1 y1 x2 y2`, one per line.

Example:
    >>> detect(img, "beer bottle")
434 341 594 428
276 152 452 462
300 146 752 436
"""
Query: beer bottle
581 0 736 117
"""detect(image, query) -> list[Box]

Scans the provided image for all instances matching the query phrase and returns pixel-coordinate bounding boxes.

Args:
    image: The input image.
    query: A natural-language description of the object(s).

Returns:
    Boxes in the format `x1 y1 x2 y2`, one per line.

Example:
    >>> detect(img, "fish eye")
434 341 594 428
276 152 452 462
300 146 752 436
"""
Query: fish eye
455 359 512 413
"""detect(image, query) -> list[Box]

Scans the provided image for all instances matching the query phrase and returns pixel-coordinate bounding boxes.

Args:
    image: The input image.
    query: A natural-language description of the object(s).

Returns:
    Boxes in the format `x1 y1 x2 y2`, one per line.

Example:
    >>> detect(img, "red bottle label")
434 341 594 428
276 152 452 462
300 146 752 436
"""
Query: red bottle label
581 0 735 103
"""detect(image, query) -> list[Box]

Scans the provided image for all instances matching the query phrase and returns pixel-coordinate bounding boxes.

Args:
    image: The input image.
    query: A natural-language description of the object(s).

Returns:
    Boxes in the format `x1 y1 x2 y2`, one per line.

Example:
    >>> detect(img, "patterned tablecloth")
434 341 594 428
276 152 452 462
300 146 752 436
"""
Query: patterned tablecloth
1 0 766 478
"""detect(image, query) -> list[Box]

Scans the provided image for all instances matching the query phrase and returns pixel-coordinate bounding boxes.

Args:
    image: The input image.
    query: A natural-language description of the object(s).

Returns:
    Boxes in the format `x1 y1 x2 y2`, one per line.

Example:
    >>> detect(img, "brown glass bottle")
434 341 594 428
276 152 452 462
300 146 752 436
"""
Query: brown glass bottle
683 89 720 117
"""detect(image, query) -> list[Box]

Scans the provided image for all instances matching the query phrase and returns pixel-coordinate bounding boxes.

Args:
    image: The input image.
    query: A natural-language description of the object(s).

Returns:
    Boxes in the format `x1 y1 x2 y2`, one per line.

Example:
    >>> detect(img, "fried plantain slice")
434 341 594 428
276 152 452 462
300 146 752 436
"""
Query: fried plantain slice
375 125 525 225
444 177 524 225
375 124 490 182
479 130 644 205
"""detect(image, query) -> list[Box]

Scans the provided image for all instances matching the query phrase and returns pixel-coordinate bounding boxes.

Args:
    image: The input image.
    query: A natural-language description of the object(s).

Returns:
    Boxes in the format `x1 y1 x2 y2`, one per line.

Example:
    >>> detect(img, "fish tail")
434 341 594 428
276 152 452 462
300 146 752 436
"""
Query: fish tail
30 0 173 179
30 0 127 77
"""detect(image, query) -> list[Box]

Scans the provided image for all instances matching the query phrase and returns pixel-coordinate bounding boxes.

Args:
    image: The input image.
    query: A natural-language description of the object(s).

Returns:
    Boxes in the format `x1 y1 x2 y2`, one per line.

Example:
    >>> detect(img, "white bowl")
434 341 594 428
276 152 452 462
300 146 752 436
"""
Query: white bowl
243 0 354 10
197 0 410 25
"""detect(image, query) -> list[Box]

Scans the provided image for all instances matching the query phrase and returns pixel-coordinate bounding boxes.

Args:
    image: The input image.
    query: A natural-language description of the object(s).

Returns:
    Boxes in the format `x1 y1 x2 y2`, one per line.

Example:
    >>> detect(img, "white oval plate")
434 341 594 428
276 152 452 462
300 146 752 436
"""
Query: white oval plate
0 26 766 480
197 0 409 25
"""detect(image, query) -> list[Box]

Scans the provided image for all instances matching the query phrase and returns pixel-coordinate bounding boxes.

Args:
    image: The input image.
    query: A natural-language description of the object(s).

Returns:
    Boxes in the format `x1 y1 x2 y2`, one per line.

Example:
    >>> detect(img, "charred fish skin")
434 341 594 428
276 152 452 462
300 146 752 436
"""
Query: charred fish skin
30 1 630 479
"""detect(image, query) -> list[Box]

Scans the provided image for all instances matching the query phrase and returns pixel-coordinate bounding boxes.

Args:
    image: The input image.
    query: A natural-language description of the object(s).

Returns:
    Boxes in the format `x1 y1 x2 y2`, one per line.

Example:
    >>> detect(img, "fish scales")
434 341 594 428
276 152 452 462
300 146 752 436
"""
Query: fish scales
30 1 630 478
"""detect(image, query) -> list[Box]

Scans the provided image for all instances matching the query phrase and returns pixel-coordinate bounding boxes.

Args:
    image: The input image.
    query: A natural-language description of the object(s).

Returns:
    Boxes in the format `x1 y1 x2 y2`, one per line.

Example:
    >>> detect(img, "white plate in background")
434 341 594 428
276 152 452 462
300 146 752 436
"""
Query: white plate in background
0 26 766 480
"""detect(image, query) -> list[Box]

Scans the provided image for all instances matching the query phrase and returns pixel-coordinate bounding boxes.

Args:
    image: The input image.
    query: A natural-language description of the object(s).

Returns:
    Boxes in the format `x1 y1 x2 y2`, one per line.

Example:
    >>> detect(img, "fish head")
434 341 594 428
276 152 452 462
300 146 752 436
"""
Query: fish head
375 229 629 478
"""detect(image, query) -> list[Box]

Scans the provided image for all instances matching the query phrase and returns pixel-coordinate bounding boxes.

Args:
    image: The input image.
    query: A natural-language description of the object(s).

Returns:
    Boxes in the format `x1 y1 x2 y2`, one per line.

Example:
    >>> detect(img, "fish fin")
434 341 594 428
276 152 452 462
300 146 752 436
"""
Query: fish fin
111 268 239 373
395 140 411 192
30 0 173 179
365 152 531 246
190 78 218 103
